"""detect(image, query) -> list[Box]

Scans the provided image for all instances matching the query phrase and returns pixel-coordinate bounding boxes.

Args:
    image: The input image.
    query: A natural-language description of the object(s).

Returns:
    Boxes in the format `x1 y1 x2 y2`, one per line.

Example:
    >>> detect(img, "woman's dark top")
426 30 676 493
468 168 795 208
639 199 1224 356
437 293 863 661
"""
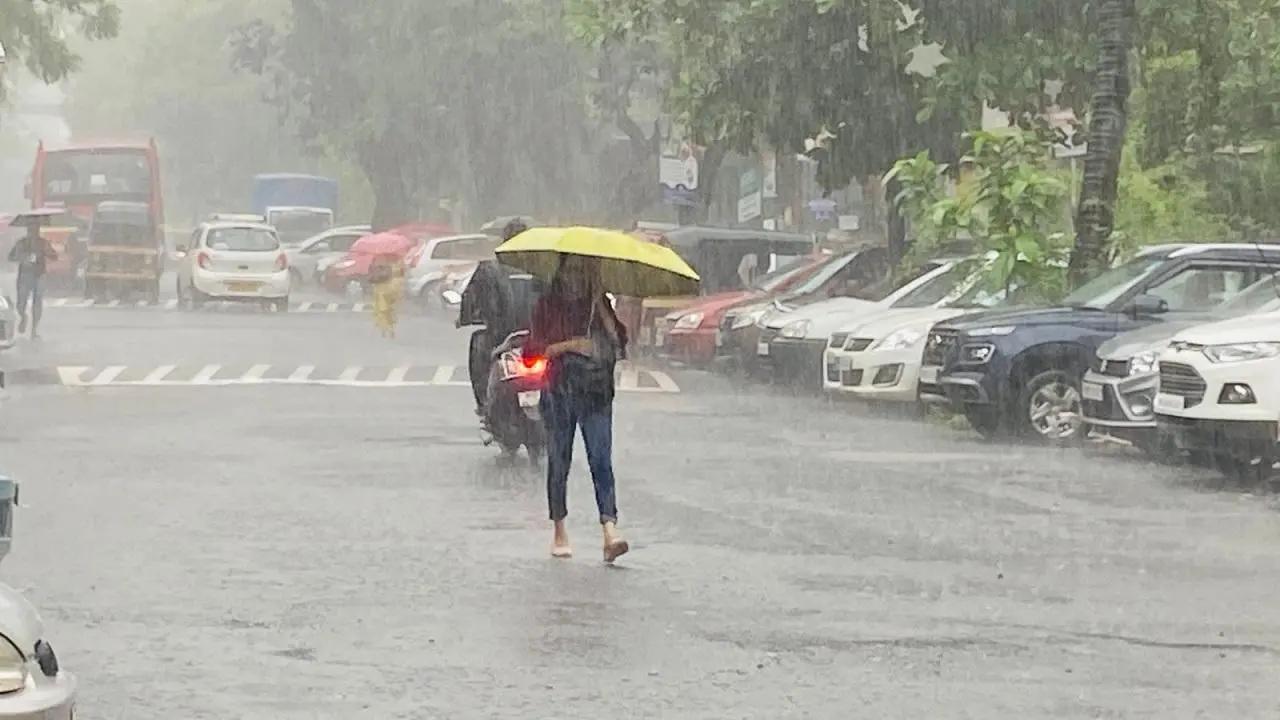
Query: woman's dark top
526 292 629 409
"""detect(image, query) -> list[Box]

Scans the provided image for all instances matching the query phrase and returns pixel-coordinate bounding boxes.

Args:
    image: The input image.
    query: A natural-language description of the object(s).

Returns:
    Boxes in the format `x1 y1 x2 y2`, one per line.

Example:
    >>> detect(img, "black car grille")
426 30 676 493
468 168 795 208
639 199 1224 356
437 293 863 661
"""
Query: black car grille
829 332 849 349
1159 362 1206 407
845 338 873 352
923 329 958 366
842 369 864 387
1095 357 1130 377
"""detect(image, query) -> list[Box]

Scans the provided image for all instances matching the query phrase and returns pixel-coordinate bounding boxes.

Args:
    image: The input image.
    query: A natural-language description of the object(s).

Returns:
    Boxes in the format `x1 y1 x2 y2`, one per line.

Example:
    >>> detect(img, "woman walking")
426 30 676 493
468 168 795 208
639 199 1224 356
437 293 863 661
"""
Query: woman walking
370 254 405 339
525 254 629 562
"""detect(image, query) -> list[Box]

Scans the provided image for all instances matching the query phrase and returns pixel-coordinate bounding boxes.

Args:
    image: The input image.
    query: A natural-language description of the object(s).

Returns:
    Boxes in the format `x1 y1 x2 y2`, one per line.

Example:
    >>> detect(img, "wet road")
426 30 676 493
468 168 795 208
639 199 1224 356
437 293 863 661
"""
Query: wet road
3 280 1280 719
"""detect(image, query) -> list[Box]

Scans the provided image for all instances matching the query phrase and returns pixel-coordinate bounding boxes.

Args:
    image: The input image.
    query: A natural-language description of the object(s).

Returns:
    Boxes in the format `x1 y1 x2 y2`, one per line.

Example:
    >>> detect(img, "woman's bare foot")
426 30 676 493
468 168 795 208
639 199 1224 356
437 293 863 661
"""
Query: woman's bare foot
602 521 629 563
551 520 572 558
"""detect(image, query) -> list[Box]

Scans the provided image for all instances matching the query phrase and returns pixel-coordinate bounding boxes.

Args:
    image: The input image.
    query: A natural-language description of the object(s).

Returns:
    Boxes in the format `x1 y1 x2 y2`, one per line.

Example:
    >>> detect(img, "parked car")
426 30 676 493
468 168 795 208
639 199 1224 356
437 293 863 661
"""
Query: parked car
923 243 1280 442
285 225 370 287
321 224 458 295
175 221 291 311
0 474 78 719
758 258 968 385
1155 309 1280 483
823 263 1015 403
719 249 889 371
1082 276 1280 452
0 297 16 351
658 254 828 365
405 234 503 305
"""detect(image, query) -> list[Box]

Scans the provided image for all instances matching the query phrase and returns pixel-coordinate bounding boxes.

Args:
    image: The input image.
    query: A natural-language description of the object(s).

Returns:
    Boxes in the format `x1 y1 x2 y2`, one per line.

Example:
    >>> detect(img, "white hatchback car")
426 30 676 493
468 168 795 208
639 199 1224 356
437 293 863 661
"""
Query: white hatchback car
176 222 291 311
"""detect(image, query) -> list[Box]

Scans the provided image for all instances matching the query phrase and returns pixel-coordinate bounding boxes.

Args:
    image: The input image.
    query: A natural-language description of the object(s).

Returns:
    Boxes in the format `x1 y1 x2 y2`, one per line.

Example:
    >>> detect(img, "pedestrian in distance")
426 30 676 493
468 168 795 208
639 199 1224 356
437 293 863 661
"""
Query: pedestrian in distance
7 223 56 339
525 253 630 562
370 254 405 339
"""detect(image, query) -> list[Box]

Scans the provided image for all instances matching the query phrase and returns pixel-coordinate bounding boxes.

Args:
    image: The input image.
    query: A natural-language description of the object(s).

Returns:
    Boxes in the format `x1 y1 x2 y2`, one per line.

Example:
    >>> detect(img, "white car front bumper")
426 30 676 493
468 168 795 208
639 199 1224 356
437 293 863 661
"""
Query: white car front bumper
193 268 290 299
0 668 76 720
823 345 923 403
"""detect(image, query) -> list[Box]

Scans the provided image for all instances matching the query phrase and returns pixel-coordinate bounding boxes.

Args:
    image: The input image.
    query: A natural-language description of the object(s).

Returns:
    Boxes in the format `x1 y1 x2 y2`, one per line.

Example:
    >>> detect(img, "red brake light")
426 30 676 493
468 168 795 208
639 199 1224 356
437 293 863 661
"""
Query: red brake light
197 252 211 269
519 356 547 376
275 253 288 271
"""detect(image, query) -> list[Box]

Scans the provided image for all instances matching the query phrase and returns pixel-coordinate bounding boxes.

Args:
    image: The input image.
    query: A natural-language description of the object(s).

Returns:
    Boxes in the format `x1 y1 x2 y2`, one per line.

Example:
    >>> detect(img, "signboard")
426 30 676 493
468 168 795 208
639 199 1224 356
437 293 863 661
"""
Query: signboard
738 169 762 223
659 142 700 207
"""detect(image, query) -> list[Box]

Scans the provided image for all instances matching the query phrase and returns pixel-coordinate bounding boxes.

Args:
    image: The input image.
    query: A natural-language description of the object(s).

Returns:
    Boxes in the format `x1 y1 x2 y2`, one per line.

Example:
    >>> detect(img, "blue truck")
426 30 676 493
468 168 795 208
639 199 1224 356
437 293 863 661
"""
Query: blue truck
250 173 339 246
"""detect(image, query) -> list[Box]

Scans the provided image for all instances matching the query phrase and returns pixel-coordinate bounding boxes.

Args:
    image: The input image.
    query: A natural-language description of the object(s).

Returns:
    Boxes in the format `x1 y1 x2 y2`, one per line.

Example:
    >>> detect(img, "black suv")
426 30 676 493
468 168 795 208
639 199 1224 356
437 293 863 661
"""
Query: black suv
921 244 1280 442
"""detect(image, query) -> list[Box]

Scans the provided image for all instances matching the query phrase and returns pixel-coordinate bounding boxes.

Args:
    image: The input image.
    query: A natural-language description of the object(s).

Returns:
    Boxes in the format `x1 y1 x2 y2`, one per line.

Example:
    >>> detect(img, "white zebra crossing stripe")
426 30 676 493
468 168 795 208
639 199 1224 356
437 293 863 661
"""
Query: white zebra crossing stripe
327 303 340 312
298 302 314 312
165 299 179 309
48 364 681 392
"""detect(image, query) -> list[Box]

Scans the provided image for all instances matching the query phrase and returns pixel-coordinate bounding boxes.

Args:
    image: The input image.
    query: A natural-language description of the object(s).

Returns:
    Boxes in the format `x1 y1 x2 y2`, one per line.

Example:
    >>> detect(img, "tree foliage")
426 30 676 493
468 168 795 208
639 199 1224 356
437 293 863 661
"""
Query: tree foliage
0 0 120 103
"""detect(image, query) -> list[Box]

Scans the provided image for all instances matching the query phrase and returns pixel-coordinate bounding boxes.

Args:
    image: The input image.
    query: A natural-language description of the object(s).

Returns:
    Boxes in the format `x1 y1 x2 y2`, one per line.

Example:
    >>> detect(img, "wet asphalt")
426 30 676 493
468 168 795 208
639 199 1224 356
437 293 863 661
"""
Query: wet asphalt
2 275 1280 719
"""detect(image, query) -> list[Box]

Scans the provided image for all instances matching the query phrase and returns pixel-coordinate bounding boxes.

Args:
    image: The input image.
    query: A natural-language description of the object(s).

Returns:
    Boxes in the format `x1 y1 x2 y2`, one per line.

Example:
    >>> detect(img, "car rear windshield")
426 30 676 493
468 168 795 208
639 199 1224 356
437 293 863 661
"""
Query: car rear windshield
207 227 280 252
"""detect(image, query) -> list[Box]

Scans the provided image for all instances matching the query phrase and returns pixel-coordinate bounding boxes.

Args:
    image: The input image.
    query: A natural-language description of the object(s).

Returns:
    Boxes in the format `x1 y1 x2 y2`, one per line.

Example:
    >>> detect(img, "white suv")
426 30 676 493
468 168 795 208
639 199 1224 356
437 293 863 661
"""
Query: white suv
1155 310 1280 482
176 221 291 311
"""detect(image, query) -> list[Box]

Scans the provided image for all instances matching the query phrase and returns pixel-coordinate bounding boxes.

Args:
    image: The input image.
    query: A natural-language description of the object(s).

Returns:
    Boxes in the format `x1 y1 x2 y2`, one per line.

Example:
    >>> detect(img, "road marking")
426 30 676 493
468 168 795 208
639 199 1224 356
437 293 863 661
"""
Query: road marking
143 365 177 383
327 303 340 312
57 367 88 385
105 299 120 307
243 364 271 382
49 298 68 307
191 365 222 384
353 303 366 312
431 365 455 385
69 299 94 308
619 364 639 391
90 366 128 385
298 302 314 312
165 299 179 309
648 370 680 393
288 365 315 382
386 365 410 383
337 366 363 382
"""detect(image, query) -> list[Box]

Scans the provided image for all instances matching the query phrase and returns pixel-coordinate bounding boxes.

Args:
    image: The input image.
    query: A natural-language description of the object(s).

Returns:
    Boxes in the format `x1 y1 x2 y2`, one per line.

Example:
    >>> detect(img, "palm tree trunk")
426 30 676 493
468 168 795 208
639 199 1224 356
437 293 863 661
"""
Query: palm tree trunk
1069 0 1136 287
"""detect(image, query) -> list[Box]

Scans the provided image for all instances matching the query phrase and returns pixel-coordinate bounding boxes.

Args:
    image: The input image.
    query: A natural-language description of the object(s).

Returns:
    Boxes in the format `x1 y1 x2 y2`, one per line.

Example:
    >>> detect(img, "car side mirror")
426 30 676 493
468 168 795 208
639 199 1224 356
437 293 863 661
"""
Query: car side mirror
1128 293 1169 317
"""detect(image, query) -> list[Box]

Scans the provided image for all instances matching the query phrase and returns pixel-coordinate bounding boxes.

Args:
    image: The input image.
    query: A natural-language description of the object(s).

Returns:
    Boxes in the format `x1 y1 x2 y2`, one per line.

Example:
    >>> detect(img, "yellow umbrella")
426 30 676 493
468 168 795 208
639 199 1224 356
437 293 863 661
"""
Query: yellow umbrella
495 226 700 298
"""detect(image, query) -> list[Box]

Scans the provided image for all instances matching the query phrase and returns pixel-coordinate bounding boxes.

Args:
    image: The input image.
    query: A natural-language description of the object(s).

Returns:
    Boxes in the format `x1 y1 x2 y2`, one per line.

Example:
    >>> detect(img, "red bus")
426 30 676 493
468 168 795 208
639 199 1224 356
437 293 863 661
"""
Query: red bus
27 139 165 286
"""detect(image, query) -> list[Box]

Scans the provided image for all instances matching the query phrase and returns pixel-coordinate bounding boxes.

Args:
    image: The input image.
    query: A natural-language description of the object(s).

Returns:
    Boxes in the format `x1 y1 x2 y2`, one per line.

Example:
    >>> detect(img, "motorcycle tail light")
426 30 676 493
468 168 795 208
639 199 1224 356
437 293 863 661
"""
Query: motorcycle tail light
519 356 547 377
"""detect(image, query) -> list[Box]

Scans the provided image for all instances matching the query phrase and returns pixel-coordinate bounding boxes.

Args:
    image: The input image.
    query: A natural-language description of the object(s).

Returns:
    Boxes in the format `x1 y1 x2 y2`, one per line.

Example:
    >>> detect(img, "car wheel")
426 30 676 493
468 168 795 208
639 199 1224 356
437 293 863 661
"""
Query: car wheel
1018 369 1086 443
964 406 1004 439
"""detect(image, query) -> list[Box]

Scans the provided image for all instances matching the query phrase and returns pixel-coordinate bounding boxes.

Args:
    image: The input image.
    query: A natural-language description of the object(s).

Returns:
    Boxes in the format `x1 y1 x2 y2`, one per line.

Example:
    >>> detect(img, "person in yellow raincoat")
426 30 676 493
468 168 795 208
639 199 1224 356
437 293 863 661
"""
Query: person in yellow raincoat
370 254 405 338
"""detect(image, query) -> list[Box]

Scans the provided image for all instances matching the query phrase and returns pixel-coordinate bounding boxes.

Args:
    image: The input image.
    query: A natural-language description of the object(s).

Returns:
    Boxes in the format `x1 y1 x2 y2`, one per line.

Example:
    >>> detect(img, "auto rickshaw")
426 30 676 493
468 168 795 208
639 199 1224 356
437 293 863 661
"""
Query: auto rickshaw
83 201 163 303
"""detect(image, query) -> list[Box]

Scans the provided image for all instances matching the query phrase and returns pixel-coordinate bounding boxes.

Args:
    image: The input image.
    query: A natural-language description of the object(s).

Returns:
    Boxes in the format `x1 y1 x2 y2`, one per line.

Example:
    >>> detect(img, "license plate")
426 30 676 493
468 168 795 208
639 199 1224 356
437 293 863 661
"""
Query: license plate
756 341 770 357
518 391 541 408
1155 393 1185 412
227 281 262 292
920 365 939 384
1081 381 1103 402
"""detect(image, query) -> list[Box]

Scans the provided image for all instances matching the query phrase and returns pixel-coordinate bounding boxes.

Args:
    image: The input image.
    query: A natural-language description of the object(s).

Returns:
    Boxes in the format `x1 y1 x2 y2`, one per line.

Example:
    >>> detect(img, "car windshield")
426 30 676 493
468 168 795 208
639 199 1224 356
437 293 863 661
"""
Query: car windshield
888 265 965 308
1060 257 1166 309
42 149 152 199
207 227 279 252
752 256 817 292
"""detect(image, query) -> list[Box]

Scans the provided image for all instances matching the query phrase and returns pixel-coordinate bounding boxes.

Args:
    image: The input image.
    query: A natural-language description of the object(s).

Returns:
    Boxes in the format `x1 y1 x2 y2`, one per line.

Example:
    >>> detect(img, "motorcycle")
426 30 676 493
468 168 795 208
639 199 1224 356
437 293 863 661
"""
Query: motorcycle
444 289 547 459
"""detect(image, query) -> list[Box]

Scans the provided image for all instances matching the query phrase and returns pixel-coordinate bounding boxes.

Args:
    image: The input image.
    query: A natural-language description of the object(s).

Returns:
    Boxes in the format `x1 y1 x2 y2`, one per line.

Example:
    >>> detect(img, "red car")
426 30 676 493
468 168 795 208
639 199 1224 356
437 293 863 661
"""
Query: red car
659 254 829 365
321 223 454 293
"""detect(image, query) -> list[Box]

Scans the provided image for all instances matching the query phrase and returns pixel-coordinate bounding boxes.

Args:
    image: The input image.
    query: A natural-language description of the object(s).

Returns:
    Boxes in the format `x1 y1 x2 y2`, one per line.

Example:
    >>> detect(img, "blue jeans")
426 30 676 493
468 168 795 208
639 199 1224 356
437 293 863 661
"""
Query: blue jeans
15 268 43 332
542 386 618 524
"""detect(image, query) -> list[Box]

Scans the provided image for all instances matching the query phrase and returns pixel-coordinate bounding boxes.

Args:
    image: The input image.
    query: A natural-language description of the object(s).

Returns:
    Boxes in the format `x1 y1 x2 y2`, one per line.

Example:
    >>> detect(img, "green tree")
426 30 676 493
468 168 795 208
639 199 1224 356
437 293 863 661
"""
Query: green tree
0 0 120 103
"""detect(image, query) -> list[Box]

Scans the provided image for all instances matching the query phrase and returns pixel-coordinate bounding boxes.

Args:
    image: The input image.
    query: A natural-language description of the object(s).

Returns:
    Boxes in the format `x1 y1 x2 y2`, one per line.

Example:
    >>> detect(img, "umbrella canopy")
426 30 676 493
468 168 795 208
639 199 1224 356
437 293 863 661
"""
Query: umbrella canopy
7 208 70 227
495 226 700 298
350 231 416 257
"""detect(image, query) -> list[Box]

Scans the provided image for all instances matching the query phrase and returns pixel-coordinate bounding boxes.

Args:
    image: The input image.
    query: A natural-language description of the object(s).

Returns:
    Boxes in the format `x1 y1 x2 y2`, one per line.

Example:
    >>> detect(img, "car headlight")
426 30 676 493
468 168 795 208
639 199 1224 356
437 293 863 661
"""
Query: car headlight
1128 350 1158 375
779 320 811 339
872 328 923 351
967 325 1016 337
673 312 704 329
1203 342 1280 363
732 309 764 329
0 635 29 693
